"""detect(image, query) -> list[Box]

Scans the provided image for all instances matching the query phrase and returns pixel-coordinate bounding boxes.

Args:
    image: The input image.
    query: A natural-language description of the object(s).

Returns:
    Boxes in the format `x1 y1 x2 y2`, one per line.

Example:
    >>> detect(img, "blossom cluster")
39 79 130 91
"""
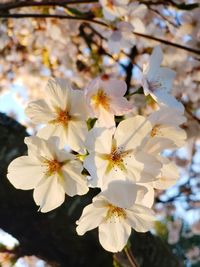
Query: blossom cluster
7 47 186 253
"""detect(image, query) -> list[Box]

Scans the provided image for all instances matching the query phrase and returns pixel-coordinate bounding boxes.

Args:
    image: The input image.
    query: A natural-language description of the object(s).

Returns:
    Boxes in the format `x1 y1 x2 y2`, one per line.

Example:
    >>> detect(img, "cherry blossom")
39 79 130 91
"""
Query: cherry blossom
84 115 162 189
85 75 133 127
7 136 88 212
148 106 186 148
76 181 155 252
141 46 184 112
25 78 88 153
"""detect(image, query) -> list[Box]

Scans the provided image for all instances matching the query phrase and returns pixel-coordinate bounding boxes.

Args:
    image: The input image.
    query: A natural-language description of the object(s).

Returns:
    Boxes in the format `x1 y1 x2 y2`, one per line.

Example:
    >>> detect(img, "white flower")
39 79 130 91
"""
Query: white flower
141 46 183 112
25 78 88 153
85 75 133 127
7 136 88 213
76 181 155 252
148 106 187 148
107 22 135 54
84 115 161 189
99 0 129 21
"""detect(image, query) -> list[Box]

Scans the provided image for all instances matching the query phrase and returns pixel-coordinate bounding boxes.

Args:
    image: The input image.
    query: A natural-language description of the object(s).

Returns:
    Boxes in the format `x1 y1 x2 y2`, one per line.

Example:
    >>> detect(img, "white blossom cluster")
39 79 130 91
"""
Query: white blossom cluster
7 46 187 253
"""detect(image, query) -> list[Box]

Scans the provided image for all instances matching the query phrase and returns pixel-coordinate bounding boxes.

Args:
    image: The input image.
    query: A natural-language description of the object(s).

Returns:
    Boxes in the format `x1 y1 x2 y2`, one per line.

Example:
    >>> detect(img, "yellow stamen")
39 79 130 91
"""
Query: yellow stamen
43 159 63 176
49 108 70 127
91 89 110 111
99 139 132 174
151 124 162 137
106 203 126 222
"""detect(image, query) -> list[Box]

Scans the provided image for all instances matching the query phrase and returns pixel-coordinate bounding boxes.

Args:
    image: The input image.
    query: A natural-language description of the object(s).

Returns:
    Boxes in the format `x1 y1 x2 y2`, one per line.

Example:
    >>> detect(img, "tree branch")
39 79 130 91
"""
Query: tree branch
0 13 107 27
139 0 199 10
0 0 98 11
0 0 198 11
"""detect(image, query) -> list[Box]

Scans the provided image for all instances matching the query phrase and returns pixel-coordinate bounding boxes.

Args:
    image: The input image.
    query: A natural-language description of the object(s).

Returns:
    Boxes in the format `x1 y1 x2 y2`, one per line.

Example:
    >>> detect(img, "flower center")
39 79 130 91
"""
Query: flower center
44 159 62 176
91 89 110 111
106 203 126 222
100 139 132 174
151 124 162 137
49 108 70 126
110 150 122 163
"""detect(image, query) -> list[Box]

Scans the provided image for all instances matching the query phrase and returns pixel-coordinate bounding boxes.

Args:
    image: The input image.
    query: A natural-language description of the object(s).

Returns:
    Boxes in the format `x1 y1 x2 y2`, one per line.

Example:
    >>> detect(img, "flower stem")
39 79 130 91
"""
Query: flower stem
124 247 139 267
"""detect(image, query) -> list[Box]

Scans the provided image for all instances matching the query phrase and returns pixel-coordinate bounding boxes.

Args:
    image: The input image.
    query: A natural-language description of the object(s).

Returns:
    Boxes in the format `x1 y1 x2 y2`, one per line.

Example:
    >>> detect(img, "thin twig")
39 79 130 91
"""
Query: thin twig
149 7 178 28
133 31 200 55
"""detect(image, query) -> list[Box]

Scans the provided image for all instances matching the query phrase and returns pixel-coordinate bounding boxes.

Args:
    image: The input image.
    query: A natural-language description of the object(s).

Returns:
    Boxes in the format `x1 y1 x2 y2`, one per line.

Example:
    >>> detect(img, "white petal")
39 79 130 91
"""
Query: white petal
33 175 65 213
153 126 186 147
7 156 44 190
135 184 155 208
109 97 133 116
76 203 106 235
153 91 184 113
105 79 127 97
149 106 186 125
131 18 145 33
156 67 176 93
70 89 88 120
143 137 175 154
85 127 114 154
97 107 115 128
83 153 100 187
37 124 64 143
145 46 163 77
102 181 151 208
153 160 179 190
126 204 155 232
99 219 131 252
25 99 54 124
124 152 161 183
114 116 152 150
46 78 70 110
61 161 88 196
67 120 88 153
25 136 56 160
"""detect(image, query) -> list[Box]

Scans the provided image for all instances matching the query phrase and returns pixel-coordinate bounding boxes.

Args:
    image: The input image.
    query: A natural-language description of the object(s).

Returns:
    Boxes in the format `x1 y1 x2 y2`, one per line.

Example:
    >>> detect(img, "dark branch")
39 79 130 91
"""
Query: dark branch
139 0 199 10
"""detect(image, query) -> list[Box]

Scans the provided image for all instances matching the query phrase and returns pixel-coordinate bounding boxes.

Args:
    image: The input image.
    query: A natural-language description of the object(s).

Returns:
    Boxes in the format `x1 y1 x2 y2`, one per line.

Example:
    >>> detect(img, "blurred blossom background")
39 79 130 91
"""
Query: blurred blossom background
0 0 200 266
